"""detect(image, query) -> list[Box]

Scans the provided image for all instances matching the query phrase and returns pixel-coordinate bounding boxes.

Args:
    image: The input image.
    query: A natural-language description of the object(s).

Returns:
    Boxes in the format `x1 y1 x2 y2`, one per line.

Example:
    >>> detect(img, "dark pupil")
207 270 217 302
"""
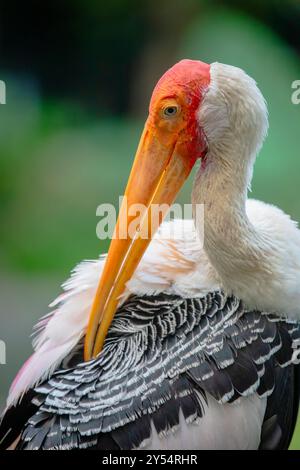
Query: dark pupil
165 106 177 116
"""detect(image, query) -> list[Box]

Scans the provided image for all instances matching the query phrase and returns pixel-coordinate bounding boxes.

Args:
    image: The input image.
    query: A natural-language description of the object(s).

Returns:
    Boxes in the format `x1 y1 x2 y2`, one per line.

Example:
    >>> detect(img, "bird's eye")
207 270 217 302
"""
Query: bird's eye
163 105 179 117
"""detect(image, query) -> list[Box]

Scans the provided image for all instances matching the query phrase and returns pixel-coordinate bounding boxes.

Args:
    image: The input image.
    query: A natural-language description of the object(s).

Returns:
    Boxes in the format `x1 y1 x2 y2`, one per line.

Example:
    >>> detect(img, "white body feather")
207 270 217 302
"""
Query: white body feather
145 394 267 450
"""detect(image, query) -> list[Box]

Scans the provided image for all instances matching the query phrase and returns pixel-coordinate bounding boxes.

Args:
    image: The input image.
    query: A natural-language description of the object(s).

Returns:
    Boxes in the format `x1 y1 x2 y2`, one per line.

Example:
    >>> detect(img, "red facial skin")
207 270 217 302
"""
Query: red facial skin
148 59 211 169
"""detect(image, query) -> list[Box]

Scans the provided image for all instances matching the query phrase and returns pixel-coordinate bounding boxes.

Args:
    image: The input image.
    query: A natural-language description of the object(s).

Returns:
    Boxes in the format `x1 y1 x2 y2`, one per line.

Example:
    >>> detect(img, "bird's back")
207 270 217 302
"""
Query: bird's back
1 291 299 450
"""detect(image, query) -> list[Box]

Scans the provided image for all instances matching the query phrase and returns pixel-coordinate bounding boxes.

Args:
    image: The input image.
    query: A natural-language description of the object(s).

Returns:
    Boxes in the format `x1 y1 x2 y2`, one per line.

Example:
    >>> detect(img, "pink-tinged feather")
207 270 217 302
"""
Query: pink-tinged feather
7 338 79 409
6 257 106 409
9 356 33 395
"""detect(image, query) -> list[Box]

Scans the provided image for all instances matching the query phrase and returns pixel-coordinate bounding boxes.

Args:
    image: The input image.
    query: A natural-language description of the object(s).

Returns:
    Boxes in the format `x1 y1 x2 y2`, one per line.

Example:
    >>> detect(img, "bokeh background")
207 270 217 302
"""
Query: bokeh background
1 0 300 448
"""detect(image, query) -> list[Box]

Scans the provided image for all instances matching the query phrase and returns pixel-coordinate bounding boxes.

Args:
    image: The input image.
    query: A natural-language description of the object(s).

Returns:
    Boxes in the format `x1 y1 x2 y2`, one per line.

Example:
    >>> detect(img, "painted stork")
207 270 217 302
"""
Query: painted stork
1 59 300 450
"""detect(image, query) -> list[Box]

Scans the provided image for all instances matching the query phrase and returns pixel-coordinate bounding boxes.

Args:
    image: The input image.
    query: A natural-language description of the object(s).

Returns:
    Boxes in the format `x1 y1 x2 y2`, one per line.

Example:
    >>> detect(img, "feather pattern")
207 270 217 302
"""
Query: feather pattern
13 291 300 450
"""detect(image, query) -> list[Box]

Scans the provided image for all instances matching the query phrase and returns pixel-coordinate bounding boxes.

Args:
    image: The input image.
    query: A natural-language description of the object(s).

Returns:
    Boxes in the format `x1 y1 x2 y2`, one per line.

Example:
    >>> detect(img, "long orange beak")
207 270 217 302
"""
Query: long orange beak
84 120 194 361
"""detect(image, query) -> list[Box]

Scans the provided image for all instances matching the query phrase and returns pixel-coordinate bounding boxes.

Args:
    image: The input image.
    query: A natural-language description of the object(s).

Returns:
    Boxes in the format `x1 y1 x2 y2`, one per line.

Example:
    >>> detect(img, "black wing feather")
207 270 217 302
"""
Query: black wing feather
0 291 299 450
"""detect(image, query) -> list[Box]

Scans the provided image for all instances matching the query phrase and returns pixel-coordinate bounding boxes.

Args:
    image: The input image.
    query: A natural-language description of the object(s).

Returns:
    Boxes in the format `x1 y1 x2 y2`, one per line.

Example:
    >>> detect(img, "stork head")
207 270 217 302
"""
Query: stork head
147 59 210 167
84 59 268 360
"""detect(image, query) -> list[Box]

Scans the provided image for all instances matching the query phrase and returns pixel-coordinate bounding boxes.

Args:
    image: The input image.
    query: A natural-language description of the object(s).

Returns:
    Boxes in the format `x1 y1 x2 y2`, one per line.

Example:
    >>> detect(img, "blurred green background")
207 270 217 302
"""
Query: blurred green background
1 0 300 449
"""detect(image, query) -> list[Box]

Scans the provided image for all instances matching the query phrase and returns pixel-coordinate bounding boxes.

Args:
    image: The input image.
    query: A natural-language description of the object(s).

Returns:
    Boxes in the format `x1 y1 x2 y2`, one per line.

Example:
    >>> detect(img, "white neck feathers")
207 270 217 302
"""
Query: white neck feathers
192 62 276 299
